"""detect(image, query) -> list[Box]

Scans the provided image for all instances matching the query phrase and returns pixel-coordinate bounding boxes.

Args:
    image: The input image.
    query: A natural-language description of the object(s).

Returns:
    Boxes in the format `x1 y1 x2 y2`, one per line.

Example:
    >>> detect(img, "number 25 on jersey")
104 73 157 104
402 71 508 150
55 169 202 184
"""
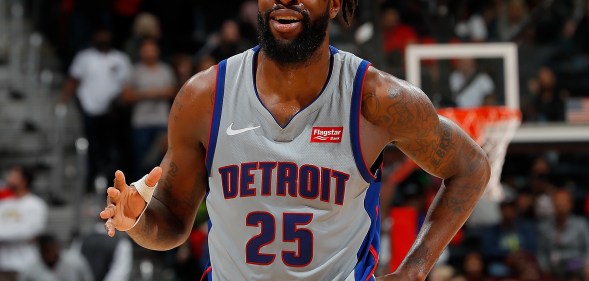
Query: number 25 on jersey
246 212 314 267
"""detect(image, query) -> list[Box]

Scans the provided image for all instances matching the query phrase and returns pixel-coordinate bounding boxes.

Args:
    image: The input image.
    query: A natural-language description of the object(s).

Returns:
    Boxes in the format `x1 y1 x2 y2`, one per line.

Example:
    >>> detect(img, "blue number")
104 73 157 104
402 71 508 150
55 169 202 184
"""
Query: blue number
245 212 275 265
245 212 314 267
282 213 314 267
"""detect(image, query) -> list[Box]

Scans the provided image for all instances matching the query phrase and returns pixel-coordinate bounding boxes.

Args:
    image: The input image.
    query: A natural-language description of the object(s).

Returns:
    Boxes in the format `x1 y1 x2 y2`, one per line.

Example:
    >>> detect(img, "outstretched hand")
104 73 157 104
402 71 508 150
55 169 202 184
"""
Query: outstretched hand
99 167 162 237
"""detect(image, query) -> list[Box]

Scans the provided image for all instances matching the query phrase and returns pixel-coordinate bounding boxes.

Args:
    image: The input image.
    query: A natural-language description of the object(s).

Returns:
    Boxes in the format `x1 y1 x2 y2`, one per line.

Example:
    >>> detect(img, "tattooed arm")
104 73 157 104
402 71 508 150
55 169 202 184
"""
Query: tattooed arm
127 67 217 250
360 68 491 280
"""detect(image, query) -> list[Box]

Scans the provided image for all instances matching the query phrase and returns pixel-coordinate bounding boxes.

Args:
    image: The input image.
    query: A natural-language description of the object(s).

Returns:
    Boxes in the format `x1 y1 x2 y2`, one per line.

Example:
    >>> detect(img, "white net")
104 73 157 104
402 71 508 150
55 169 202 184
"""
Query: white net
438 107 521 201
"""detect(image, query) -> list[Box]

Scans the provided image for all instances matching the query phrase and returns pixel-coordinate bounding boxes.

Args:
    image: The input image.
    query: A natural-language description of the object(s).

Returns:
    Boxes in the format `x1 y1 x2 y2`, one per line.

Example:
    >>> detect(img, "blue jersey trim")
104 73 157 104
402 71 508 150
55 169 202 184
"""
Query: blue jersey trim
354 172 381 281
205 60 227 176
350 60 376 183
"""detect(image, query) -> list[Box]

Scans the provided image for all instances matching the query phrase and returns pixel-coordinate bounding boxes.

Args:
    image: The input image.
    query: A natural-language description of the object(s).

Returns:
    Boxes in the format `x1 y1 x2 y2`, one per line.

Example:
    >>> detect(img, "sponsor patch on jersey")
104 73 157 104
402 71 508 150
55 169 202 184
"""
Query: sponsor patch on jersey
311 127 343 143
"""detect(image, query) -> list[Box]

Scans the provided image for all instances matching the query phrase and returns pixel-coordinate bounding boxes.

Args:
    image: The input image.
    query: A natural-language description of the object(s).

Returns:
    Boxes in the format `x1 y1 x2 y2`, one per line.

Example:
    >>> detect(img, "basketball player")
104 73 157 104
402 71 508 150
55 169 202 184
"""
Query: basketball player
99 1 490 280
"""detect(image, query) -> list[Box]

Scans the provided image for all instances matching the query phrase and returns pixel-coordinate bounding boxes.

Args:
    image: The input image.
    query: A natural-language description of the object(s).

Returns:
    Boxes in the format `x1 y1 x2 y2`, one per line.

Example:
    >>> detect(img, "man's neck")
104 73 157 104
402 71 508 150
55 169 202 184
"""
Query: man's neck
555 215 569 229
256 41 331 101
13 188 29 198
144 61 158 69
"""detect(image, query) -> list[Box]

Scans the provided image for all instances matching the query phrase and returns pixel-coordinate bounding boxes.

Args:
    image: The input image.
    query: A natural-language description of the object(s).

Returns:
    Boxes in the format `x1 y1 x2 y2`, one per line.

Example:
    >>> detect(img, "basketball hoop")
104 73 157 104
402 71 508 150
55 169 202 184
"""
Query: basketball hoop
437 106 521 201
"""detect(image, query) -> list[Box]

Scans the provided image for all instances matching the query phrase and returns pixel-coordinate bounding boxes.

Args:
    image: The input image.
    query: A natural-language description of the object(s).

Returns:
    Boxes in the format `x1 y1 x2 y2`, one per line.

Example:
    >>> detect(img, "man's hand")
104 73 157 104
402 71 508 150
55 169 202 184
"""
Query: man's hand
99 167 162 237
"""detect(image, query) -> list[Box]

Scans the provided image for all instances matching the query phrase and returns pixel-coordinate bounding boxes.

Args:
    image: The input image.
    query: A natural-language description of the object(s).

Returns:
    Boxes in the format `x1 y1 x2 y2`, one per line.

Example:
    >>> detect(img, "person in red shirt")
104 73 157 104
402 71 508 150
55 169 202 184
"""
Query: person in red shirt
381 6 418 55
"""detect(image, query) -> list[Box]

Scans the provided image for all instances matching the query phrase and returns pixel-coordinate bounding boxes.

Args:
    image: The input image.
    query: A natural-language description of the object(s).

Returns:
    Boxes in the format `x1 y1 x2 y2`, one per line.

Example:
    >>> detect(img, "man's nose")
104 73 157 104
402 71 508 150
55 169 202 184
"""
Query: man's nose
275 0 300 6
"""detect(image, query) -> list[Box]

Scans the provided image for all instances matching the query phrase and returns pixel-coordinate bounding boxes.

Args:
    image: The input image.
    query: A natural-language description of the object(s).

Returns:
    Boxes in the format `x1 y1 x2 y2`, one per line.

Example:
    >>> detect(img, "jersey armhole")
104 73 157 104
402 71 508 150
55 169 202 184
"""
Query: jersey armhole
350 60 378 183
205 60 227 176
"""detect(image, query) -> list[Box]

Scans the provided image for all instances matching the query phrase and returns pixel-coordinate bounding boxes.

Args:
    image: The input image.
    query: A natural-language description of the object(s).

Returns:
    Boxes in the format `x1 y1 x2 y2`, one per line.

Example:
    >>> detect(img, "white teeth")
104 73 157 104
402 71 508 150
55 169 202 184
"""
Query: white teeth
275 16 299 21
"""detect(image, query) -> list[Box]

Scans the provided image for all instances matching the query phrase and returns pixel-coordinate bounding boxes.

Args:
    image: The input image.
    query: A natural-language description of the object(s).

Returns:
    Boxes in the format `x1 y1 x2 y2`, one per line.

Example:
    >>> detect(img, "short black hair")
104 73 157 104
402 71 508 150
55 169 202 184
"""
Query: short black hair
12 165 34 188
342 0 358 25
37 233 59 249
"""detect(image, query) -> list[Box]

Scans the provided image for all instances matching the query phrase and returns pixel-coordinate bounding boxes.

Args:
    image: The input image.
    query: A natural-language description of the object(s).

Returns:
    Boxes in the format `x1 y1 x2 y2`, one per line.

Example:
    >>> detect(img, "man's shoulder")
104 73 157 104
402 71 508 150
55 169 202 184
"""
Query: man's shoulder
569 215 589 226
108 49 131 62
74 48 96 59
21 194 48 209
174 65 217 113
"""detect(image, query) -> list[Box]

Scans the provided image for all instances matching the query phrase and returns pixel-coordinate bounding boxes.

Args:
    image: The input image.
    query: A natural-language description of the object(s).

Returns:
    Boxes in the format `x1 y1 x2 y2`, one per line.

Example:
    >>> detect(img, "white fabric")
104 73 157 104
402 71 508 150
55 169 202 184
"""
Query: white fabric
131 175 156 205
0 194 48 271
450 71 495 108
18 250 94 281
130 175 157 229
454 15 488 41
69 224 133 281
103 238 132 281
69 48 132 116
130 62 176 127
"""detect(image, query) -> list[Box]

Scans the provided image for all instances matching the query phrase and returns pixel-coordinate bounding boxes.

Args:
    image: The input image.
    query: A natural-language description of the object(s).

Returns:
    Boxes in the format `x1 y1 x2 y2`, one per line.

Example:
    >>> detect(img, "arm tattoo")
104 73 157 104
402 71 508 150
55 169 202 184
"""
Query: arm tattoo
430 122 453 167
362 92 391 126
157 161 179 204
404 245 431 268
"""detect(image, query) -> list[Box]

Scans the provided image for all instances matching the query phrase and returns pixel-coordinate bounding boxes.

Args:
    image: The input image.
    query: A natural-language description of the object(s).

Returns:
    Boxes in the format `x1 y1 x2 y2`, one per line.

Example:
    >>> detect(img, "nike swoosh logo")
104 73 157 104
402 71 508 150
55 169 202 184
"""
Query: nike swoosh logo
226 123 260 136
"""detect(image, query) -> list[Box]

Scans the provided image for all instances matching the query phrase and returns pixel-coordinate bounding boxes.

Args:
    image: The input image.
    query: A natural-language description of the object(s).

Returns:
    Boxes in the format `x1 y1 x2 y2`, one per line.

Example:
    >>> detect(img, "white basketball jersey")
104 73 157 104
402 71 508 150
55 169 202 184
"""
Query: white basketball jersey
203 46 382 281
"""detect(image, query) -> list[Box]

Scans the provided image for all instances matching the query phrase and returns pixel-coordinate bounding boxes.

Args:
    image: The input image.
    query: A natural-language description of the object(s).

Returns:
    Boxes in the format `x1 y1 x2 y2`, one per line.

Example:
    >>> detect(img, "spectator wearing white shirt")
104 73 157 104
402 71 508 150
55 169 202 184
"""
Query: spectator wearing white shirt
449 58 496 108
71 223 132 281
18 234 94 281
454 5 488 42
0 166 48 273
60 28 133 192
122 39 176 178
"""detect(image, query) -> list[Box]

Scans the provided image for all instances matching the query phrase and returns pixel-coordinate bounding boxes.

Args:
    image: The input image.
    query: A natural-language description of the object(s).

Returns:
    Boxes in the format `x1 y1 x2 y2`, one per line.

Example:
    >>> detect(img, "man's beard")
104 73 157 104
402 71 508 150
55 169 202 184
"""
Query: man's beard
257 5 330 67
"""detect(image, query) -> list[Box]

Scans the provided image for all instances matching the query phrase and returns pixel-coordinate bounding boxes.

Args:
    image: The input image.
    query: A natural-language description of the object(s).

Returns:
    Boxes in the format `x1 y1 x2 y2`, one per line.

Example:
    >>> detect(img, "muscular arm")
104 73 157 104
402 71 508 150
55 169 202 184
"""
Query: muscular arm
362 68 491 279
126 67 216 250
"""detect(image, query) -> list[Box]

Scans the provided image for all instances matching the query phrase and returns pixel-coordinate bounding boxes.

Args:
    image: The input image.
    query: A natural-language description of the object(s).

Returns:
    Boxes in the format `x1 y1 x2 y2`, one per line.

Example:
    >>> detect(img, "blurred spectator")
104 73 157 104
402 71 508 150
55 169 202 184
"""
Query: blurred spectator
461 251 492 281
449 58 495 108
449 275 467 281
170 54 196 88
516 188 537 220
497 0 530 42
237 0 259 45
0 184 14 200
169 241 201 281
211 20 251 62
60 28 133 192
504 251 549 281
124 13 162 61
18 234 94 281
454 4 488 42
112 0 144 49
530 156 557 219
196 55 218 73
0 166 47 273
71 223 132 281
381 6 418 62
481 200 537 277
538 188 589 278
430 265 455 281
526 67 568 122
122 39 176 178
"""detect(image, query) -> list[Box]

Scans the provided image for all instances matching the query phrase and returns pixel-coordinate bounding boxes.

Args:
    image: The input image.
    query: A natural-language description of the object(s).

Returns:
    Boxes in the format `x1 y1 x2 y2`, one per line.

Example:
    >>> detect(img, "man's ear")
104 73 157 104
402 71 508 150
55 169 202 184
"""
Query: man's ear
329 0 342 19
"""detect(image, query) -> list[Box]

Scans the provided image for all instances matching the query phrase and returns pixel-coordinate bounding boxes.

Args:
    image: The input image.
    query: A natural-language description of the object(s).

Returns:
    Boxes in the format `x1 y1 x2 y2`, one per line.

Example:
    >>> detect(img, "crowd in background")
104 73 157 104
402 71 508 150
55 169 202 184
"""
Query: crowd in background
1 0 589 280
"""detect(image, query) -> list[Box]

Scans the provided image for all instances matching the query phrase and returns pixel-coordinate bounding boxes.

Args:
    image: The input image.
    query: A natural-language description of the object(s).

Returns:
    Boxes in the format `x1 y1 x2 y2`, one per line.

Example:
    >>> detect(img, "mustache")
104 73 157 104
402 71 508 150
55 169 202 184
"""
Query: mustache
263 4 309 19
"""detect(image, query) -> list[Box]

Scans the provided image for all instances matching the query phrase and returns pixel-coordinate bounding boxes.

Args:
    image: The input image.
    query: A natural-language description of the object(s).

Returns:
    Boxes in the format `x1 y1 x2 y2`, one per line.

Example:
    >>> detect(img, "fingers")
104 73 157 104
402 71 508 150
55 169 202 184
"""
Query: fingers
105 218 116 237
107 187 121 202
100 204 116 219
114 170 127 190
101 205 117 237
145 166 162 187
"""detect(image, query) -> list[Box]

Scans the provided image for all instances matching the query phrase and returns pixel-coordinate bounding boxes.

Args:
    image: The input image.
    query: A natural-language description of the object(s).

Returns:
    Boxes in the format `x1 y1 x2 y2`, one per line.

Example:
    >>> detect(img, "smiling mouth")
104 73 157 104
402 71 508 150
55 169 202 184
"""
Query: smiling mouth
271 17 301 24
